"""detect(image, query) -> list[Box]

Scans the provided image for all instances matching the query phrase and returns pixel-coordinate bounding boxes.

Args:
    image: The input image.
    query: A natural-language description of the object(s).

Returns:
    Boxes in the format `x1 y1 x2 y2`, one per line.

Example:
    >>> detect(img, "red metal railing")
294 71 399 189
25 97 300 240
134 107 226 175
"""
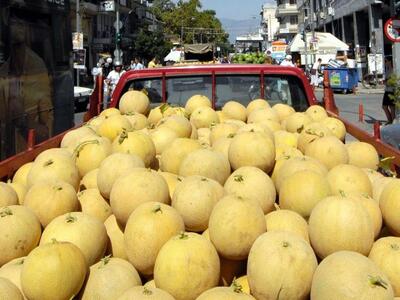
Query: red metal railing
322 71 400 169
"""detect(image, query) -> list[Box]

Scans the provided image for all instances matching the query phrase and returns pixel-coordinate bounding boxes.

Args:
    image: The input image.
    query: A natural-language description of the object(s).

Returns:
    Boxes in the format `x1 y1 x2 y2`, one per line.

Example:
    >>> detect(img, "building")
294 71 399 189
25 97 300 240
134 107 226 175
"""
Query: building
298 0 394 78
235 33 265 52
70 0 159 71
275 0 299 42
260 3 280 48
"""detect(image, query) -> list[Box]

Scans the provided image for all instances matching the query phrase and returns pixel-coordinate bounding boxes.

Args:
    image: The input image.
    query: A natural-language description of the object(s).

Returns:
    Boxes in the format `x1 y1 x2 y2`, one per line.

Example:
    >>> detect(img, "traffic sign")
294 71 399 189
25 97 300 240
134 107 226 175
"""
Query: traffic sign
384 18 400 42
100 1 115 12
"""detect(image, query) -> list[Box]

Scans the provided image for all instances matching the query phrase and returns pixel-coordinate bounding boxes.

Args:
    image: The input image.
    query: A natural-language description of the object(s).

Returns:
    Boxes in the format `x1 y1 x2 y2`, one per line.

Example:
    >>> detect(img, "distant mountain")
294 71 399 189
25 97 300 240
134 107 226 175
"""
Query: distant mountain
220 18 261 43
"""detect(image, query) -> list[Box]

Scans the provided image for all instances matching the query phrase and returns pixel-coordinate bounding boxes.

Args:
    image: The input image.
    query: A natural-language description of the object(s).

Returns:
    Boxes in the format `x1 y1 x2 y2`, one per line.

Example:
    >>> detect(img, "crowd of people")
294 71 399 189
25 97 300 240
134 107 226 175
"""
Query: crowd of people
90 56 162 108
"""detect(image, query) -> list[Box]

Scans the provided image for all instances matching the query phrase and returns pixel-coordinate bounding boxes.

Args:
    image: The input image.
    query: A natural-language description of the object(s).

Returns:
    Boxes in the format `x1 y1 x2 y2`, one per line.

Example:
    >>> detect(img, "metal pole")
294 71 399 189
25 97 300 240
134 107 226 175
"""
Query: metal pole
76 0 80 87
304 3 309 70
116 4 121 62
181 21 184 45
373 31 378 85
309 0 316 64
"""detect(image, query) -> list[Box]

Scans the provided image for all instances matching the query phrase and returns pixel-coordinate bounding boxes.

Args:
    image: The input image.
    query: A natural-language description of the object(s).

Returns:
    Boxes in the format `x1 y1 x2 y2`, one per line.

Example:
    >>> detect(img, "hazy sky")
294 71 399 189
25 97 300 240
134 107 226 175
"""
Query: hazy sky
177 0 270 20
200 0 267 20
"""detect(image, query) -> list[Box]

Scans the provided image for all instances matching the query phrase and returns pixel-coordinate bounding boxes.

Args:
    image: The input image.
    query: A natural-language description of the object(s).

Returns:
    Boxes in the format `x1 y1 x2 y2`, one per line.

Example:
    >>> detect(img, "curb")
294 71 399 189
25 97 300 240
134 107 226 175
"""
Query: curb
315 88 385 95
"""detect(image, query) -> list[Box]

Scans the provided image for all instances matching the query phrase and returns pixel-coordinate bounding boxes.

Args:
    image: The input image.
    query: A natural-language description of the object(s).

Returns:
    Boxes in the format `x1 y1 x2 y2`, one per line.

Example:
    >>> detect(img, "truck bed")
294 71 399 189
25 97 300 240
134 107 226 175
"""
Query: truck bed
1 65 399 178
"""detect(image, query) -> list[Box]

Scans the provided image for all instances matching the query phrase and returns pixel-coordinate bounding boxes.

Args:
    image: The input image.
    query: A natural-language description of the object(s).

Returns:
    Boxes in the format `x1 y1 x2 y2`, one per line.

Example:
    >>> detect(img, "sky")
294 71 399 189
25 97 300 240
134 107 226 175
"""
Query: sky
199 0 268 20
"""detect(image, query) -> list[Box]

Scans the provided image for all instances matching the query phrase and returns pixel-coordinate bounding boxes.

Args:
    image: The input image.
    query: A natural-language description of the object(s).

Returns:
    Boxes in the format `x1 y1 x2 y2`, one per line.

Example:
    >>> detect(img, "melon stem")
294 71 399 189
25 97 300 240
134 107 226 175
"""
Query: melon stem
179 232 189 240
73 139 100 158
143 286 153 295
0 207 13 217
65 214 77 223
153 205 163 214
231 278 243 293
368 275 388 289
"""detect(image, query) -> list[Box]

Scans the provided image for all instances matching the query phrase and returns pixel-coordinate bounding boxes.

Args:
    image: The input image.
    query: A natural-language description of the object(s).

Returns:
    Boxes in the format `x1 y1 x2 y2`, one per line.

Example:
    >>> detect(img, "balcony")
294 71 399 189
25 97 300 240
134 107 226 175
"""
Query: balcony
70 0 98 15
278 24 299 34
275 4 298 17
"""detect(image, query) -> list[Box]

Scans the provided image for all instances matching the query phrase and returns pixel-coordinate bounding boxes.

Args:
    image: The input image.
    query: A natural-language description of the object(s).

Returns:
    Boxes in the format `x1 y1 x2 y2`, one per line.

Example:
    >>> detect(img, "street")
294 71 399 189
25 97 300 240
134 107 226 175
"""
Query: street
315 90 387 137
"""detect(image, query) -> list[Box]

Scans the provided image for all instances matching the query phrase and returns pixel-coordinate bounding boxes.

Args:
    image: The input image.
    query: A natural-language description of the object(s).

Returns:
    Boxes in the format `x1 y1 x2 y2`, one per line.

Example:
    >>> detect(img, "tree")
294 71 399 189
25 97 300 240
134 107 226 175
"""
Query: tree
150 0 175 21
152 0 228 44
132 29 172 63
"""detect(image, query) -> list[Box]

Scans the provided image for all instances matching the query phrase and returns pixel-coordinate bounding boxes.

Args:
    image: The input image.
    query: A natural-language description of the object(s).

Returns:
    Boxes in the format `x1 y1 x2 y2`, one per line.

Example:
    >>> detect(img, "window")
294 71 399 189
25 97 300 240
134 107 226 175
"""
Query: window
120 74 308 113
215 75 260 109
290 15 298 25
166 75 212 107
123 78 163 107
121 75 213 108
289 0 296 4
263 75 308 111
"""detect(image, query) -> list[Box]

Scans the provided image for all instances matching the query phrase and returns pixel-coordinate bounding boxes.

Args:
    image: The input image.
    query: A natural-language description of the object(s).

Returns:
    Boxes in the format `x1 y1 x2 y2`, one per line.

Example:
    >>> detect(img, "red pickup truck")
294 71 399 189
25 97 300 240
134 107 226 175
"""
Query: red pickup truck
0 64 399 178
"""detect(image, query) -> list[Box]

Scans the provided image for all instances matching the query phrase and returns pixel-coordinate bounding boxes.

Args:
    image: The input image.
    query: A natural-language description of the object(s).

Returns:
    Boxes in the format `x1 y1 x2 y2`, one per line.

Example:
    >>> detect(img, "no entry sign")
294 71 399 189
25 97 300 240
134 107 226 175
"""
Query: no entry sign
384 18 400 42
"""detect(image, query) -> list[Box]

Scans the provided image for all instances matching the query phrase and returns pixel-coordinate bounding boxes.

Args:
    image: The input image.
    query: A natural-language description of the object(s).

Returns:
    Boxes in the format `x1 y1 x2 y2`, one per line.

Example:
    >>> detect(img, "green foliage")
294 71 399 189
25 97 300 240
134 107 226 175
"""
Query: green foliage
149 0 175 21
132 29 173 62
151 0 228 44
387 73 400 108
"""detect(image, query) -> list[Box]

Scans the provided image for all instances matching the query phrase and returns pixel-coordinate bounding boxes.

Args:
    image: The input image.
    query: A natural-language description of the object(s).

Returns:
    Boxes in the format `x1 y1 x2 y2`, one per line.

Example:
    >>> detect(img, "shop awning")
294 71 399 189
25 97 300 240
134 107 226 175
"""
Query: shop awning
164 50 184 62
184 43 213 54
289 32 349 53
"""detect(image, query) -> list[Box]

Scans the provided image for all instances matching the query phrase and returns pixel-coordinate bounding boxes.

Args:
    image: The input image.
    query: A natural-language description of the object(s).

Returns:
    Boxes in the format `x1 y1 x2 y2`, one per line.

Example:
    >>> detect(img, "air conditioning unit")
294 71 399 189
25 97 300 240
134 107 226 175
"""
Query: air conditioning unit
328 7 335 16
320 12 326 19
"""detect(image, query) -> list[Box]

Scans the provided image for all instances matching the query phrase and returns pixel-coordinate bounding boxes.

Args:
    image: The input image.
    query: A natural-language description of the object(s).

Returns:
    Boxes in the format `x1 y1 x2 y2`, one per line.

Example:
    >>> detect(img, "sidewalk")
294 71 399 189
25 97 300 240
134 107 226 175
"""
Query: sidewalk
315 85 384 95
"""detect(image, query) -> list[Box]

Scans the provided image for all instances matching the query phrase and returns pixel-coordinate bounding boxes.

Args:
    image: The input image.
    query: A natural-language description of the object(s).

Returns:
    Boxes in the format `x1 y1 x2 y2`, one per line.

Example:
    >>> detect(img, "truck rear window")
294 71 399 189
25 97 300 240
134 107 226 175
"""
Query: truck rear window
167 76 212 107
123 73 308 111
215 75 260 109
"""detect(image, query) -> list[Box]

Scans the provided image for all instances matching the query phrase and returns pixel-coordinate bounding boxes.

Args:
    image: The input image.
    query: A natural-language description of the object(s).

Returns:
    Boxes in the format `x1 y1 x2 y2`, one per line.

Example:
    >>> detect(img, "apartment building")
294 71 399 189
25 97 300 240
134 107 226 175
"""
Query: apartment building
275 0 299 42
297 0 393 78
70 0 159 68
260 3 280 47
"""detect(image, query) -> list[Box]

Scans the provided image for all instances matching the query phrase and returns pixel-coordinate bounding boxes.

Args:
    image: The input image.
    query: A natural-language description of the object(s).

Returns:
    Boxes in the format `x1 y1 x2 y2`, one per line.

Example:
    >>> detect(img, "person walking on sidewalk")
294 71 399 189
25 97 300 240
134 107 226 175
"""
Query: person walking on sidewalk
310 58 322 91
382 57 396 124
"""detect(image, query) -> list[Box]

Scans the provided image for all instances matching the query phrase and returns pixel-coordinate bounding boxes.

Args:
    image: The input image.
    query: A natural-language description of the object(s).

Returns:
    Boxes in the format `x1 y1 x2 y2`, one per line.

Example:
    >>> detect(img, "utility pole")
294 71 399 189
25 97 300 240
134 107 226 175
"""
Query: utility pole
309 0 316 64
181 24 184 45
76 0 80 87
115 2 121 63
303 2 310 70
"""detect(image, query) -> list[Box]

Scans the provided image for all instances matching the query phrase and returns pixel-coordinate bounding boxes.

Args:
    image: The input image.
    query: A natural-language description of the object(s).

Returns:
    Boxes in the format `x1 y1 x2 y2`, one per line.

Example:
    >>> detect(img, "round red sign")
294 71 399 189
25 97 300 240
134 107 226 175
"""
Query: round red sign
384 18 400 43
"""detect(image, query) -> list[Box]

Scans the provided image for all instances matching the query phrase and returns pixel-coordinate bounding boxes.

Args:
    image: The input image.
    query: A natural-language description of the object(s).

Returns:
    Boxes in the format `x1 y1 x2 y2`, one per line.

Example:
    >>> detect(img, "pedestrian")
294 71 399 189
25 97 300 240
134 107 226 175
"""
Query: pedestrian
104 61 125 108
382 57 396 124
131 57 144 70
264 51 272 64
91 62 103 89
130 60 135 70
148 57 159 68
310 58 322 91
280 55 295 67
221 56 229 64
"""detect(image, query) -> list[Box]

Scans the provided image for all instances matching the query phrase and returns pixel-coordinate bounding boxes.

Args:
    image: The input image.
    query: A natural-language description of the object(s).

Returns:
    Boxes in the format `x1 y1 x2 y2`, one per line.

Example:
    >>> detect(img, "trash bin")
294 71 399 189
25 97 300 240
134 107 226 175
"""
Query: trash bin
325 68 358 93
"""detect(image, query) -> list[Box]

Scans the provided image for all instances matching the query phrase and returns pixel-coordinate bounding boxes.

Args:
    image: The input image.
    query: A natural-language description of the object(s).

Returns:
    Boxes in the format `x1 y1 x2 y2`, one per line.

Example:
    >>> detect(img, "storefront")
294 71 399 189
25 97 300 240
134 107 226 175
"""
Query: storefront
0 0 74 159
